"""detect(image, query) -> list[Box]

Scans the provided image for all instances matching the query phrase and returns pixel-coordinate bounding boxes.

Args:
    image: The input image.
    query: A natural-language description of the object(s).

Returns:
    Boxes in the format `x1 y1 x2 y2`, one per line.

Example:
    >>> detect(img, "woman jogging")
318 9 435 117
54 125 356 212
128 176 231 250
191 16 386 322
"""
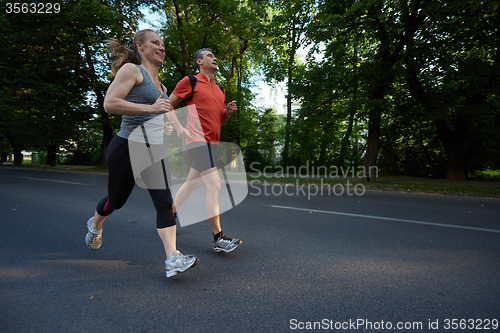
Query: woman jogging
84 29 198 278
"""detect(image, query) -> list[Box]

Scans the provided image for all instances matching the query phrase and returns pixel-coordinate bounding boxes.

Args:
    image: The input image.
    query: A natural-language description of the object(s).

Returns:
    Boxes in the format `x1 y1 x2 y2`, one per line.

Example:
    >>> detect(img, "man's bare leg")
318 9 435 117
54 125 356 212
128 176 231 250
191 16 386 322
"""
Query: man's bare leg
172 167 202 213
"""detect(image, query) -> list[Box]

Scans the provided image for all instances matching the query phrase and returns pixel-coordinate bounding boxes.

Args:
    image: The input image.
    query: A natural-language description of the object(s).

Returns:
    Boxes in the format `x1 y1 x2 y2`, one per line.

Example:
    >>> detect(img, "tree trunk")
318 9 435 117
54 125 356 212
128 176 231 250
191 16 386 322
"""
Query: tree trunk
13 147 23 165
82 40 112 167
338 109 355 166
318 124 331 166
174 1 190 76
46 144 58 167
363 106 382 182
99 116 114 167
338 37 358 167
362 4 403 183
7 135 24 165
445 154 466 181
435 119 468 180
283 18 298 165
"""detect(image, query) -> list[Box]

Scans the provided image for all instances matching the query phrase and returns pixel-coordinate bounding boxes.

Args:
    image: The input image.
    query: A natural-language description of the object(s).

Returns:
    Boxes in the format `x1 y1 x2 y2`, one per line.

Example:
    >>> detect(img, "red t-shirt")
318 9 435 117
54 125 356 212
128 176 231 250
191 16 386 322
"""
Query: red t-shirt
172 74 226 144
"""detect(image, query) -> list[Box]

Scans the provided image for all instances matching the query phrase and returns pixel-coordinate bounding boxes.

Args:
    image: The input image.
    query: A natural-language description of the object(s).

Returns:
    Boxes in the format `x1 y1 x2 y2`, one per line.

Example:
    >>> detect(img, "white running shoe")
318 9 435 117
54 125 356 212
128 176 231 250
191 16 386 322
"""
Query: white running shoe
85 217 102 250
165 250 198 277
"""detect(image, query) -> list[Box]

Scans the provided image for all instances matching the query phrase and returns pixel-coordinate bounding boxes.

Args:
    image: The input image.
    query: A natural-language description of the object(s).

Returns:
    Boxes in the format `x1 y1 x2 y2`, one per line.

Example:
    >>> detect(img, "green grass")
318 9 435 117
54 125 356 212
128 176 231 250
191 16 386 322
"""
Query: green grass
365 182 500 196
470 169 500 180
1 163 108 173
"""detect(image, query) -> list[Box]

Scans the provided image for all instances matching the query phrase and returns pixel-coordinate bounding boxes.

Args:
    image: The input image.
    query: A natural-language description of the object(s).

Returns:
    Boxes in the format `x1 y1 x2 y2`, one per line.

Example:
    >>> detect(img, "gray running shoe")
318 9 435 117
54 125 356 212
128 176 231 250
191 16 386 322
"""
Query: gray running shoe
85 217 102 250
213 233 242 253
165 250 198 278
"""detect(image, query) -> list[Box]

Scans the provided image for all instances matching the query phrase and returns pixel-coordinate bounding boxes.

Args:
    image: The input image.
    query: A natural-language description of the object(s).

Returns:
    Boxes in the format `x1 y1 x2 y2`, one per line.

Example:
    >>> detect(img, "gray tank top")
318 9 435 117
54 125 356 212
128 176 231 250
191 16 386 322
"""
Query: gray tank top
117 65 168 143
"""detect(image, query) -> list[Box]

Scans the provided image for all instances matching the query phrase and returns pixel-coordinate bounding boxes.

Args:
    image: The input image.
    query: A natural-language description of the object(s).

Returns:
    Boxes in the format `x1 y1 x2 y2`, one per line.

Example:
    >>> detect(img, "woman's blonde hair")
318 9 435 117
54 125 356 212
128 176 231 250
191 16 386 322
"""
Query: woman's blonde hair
105 29 159 77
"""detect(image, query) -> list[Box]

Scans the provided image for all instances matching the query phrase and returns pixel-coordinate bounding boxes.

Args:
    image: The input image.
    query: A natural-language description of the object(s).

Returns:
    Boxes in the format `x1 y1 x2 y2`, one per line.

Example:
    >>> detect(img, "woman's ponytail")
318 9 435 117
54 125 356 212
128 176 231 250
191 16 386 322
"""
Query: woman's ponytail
105 38 141 77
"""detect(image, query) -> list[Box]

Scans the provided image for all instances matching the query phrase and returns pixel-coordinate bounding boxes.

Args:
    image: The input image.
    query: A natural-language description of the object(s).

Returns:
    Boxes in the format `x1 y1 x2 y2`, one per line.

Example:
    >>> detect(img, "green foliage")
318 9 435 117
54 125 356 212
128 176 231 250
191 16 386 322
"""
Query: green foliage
1 0 499 177
244 108 285 169
1 3 92 164
156 0 271 163
286 0 500 179
0 0 147 166
59 119 106 166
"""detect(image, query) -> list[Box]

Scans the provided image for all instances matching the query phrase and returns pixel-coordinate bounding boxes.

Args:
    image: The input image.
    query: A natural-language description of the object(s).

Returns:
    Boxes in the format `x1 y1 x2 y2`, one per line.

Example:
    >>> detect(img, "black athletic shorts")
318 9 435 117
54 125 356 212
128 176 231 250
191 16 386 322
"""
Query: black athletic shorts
186 142 218 173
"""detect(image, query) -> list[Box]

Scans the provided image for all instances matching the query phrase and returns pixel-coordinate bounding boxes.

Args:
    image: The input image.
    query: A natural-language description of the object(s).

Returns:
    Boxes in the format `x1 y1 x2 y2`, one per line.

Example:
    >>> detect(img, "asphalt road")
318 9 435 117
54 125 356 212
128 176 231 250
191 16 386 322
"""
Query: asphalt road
1 167 499 333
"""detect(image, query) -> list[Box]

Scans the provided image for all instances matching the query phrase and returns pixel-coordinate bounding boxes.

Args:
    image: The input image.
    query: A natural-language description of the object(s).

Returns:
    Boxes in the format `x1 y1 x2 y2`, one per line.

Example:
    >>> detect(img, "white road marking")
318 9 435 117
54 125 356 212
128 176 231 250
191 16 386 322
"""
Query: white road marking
267 204 500 234
21 177 93 186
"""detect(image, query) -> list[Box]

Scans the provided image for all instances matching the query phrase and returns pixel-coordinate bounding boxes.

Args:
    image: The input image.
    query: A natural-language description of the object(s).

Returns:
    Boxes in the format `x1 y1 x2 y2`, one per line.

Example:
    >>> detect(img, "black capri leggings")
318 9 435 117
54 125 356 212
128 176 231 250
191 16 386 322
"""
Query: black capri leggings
95 135 176 229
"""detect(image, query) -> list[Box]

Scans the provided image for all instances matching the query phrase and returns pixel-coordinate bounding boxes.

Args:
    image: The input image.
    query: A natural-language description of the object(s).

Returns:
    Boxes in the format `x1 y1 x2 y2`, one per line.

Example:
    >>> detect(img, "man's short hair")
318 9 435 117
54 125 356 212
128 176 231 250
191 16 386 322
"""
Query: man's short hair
194 48 212 71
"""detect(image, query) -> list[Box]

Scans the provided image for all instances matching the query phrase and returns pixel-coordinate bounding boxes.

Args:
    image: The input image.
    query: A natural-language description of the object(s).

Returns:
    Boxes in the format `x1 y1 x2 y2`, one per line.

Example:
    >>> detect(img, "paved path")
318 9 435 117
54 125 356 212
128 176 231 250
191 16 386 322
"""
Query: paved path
1 167 499 332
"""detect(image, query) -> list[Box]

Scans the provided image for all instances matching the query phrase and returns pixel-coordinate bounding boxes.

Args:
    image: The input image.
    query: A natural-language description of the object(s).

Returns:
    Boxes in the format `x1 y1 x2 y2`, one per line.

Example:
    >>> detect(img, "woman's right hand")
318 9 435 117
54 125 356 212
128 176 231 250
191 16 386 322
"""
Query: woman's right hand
151 92 171 114
176 126 192 139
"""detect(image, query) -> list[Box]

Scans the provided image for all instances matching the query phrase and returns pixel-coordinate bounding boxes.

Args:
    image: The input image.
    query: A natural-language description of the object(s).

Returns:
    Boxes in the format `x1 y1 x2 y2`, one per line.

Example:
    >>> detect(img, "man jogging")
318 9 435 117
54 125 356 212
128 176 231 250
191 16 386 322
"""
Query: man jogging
168 48 242 253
